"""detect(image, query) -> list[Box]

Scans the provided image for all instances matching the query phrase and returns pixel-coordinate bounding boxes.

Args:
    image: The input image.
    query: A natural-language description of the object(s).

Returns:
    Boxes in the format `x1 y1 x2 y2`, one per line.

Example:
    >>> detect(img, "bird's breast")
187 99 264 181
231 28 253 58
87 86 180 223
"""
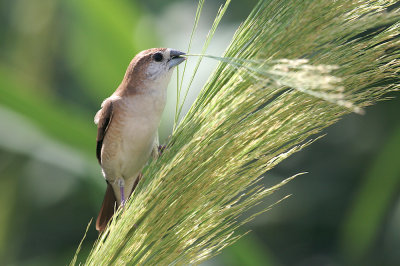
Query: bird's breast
101 93 165 181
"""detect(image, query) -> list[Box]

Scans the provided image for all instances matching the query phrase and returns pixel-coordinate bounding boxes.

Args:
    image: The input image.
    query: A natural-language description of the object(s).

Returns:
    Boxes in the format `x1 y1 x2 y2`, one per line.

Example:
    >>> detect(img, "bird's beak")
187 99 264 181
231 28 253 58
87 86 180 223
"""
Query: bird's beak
168 49 186 69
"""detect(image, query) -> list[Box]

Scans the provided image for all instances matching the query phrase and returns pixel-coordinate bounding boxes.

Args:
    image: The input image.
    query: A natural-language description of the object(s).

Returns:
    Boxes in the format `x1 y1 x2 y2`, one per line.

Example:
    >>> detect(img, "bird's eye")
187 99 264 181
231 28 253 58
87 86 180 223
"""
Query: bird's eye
153 53 163 62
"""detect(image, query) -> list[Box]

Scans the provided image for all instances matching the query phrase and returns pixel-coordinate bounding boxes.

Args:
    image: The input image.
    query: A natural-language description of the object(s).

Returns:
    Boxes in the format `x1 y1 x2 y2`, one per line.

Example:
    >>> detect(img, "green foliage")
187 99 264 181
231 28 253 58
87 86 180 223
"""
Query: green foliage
0 0 158 155
340 123 400 262
82 0 399 265
0 66 94 154
64 0 158 100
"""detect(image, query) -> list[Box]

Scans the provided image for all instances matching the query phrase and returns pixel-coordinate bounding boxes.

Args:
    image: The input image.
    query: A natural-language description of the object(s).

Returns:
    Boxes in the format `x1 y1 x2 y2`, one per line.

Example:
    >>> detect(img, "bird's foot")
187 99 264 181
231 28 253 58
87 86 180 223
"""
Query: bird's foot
118 178 125 207
158 145 166 155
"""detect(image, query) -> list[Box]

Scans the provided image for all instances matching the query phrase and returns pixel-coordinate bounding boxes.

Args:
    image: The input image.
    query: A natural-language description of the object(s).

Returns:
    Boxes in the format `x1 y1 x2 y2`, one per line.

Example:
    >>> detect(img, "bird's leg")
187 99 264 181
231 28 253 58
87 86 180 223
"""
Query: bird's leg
118 178 125 207
158 145 166 155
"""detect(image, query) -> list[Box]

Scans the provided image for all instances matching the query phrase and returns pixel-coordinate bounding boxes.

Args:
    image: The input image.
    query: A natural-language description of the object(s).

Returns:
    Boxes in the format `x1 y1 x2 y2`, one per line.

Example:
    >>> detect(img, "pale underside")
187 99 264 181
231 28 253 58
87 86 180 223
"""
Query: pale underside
98 89 167 204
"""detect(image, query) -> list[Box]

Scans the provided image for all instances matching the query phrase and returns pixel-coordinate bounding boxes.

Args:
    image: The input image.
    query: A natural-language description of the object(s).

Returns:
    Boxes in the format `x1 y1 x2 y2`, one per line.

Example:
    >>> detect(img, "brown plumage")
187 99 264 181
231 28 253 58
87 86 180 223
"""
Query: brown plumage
96 100 113 164
96 182 116 231
94 48 186 232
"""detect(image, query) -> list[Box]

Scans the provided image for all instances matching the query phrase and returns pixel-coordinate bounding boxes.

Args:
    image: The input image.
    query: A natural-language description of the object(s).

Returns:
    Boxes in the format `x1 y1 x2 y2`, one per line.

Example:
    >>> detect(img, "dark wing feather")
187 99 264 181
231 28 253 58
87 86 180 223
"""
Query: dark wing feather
95 100 113 164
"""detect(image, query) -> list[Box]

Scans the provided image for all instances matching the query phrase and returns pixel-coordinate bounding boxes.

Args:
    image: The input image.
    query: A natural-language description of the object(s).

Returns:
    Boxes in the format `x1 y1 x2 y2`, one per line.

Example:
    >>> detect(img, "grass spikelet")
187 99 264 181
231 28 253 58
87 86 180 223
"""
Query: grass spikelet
174 0 231 131
174 0 205 131
81 0 400 265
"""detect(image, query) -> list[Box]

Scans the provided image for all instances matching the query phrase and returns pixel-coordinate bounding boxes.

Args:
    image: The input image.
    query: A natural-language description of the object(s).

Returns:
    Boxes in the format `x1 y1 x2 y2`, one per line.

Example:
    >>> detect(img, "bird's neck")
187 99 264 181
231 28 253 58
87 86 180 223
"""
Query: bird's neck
116 72 171 97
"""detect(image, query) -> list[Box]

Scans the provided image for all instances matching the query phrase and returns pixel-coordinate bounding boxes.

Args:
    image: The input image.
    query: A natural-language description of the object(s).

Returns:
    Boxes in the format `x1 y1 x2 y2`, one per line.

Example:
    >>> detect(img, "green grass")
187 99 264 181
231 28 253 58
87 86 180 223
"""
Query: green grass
79 0 399 264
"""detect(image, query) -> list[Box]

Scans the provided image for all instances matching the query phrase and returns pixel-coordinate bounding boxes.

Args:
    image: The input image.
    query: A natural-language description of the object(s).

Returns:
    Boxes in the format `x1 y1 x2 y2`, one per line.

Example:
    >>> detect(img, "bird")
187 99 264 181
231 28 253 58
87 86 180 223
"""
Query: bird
94 48 186 232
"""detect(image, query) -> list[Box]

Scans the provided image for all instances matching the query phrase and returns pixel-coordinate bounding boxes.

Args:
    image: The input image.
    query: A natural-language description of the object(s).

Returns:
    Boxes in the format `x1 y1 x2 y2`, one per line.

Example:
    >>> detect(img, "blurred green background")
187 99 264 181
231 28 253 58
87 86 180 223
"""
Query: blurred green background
0 0 399 265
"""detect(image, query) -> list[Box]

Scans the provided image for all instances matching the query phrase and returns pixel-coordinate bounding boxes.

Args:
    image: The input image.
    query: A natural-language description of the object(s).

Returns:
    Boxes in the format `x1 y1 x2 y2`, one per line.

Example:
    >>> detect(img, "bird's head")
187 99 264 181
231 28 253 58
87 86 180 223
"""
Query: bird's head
121 48 186 92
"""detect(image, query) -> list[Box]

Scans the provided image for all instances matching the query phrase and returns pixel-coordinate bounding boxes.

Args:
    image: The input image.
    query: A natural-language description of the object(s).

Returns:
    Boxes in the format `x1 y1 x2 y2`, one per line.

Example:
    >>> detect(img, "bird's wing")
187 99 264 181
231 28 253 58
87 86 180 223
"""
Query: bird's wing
94 99 113 165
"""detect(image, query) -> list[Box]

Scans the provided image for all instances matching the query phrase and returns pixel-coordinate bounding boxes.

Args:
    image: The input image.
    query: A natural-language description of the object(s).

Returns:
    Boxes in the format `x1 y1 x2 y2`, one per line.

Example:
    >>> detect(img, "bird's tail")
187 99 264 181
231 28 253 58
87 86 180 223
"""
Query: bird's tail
96 174 142 232
96 181 117 232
